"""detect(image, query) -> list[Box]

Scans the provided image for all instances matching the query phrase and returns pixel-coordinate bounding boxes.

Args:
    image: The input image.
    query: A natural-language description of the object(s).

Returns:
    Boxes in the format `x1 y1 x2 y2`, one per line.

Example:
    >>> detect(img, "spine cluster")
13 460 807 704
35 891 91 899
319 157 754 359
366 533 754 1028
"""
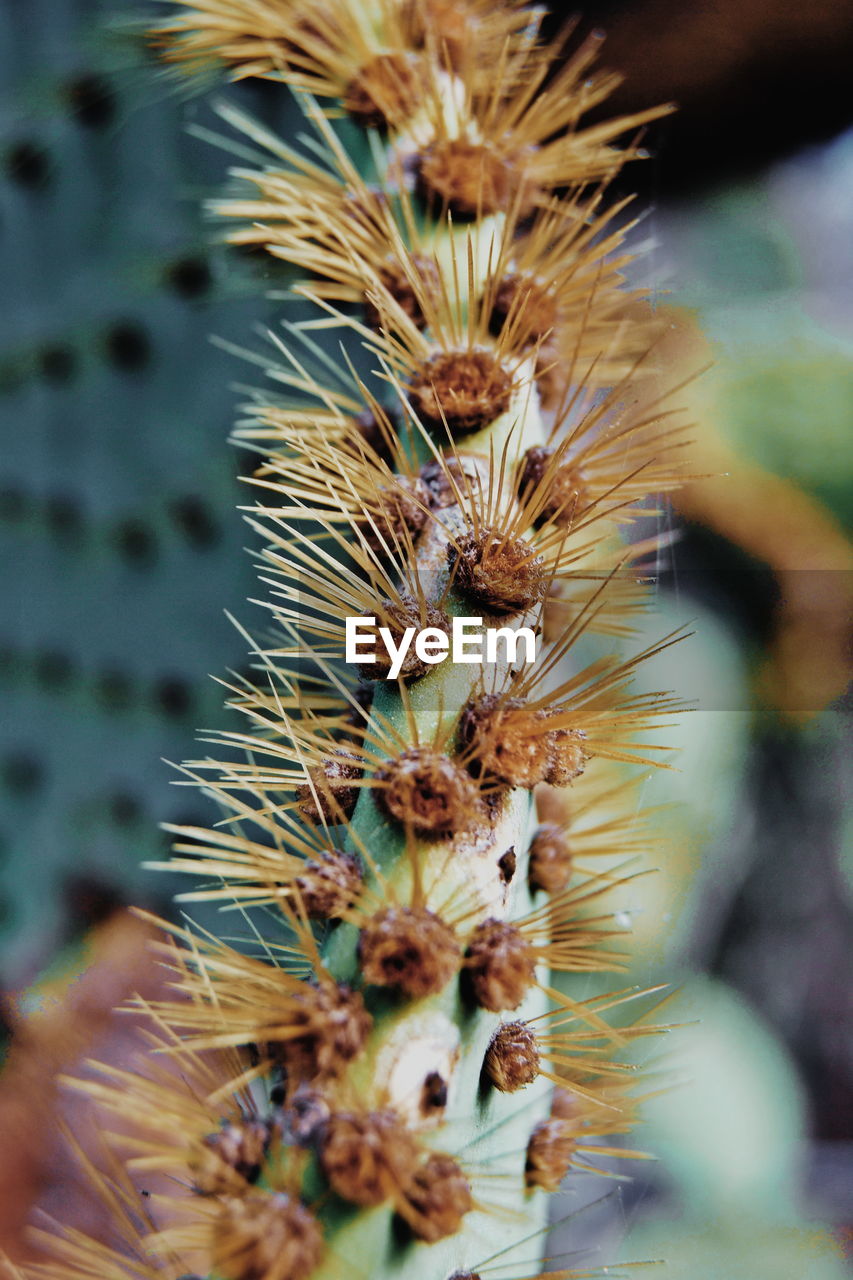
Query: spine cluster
15 4 692 1280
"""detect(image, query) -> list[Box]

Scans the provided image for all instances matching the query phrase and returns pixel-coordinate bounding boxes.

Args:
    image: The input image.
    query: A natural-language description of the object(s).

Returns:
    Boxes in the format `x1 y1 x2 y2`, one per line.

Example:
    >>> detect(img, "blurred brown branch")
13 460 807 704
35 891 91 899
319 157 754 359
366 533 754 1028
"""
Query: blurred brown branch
0 911 168 1266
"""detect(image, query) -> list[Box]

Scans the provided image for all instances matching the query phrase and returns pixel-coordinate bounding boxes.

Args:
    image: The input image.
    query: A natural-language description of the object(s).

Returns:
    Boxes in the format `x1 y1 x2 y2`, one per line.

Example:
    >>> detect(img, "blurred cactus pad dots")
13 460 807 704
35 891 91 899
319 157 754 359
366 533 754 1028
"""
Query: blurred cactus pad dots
0 2 850 1280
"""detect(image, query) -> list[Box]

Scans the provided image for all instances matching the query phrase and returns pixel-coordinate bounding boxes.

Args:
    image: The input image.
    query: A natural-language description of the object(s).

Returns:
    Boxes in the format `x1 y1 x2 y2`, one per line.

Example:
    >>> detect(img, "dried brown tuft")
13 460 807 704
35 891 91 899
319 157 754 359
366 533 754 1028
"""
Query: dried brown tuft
310 983 373 1077
528 822 573 894
517 445 591 526
547 726 589 786
419 455 472 509
284 1084 331 1146
404 0 477 69
409 348 513 436
464 918 536 1011
404 1152 473 1242
271 982 372 1083
524 1117 576 1191
293 850 362 919
358 905 462 998
451 528 545 613
460 695 552 789
361 476 431 555
483 1020 540 1092
360 598 450 682
416 138 536 219
343 51 423 129
296 752 362 824
375 746 484 836
193 1118 273 1195
320 1109 419 1206
461 695 587 789
489 273 558 345
516 443 550 496
213 1191 324 1280
363 254 442 332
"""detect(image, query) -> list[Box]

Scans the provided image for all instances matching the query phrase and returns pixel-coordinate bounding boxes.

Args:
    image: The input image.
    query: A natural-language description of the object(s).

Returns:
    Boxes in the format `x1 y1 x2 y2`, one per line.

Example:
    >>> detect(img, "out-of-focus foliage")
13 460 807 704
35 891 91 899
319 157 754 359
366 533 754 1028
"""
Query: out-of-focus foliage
0 0 301 975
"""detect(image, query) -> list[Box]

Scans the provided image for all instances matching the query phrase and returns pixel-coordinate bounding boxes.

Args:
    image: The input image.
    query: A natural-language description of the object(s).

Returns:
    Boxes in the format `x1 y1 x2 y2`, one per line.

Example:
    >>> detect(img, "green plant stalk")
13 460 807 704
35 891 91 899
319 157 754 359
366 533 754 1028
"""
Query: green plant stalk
321 449 552 1279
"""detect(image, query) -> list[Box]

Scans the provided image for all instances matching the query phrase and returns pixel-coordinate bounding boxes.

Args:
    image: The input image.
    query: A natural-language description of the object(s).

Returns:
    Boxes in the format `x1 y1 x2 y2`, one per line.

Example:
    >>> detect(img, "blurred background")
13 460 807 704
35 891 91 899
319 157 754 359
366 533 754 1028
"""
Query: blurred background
0 0 850 1274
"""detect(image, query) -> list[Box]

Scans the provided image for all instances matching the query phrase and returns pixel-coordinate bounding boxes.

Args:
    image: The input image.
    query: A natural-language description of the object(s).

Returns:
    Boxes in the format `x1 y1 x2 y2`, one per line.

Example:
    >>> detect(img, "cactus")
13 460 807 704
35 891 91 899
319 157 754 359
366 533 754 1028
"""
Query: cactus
10 3 694 1279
